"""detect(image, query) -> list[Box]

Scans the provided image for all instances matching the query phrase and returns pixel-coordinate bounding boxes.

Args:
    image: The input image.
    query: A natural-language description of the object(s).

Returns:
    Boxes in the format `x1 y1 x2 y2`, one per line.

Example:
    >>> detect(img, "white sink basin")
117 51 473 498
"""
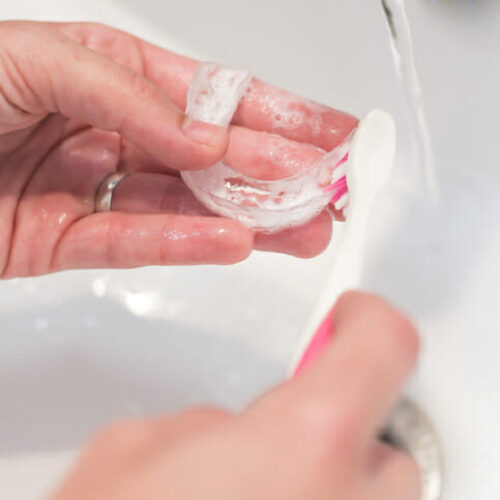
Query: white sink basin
1 1 499 498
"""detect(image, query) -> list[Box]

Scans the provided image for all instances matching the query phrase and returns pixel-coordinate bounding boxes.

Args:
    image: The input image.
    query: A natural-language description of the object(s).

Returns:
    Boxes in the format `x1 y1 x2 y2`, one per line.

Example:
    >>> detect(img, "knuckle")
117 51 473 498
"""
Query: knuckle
112 71 158 134
127 70 156 103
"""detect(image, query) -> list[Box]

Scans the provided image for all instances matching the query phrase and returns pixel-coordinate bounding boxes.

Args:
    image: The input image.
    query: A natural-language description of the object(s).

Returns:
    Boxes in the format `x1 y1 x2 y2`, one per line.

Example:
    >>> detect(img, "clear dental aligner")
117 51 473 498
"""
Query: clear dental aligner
181 63 351 233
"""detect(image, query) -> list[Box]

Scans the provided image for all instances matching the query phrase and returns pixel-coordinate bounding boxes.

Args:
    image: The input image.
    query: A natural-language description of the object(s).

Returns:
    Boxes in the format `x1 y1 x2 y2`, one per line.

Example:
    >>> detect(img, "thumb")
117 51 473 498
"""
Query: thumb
1 22 228 170
248 292 418 449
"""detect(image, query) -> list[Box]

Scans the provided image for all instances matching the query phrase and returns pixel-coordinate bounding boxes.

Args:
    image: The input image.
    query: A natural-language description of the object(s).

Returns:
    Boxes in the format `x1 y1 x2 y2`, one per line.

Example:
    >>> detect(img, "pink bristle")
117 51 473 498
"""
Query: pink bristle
324 153 349 192
330 177 348 204
336 153 348 168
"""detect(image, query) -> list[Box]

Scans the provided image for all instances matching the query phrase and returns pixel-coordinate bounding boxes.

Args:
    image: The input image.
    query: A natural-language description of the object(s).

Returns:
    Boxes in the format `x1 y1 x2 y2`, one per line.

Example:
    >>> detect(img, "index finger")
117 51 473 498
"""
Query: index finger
233 79 359 151
57 22 358 151
144 46 358 151
264 291 419 448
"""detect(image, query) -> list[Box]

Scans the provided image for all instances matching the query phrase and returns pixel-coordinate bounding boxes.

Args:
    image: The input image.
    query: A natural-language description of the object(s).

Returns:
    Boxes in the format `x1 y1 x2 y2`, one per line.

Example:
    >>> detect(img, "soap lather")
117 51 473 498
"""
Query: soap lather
181 63 393 234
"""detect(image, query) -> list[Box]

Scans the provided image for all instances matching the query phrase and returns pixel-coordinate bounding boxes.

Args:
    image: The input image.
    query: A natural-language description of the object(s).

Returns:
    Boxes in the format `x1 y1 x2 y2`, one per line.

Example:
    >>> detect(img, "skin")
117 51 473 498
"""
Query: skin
0 21 358 278
54 292 421 500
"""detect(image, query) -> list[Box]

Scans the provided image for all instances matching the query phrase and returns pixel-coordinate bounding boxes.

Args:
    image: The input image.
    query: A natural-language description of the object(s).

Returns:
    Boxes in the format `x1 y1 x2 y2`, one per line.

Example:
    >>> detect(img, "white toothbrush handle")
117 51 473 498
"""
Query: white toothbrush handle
288 109 397 375
288 203 371 373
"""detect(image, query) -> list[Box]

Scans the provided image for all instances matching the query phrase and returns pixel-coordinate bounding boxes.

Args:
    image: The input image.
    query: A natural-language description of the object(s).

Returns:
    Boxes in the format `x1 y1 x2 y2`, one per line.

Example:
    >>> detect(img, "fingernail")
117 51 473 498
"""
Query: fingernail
182 117 226 147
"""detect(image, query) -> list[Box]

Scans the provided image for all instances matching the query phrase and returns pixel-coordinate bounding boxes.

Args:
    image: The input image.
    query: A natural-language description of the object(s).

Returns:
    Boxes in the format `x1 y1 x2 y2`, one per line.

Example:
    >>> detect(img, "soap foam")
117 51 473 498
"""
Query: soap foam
186 63 252 126
242 85 329 138
181 63 350 233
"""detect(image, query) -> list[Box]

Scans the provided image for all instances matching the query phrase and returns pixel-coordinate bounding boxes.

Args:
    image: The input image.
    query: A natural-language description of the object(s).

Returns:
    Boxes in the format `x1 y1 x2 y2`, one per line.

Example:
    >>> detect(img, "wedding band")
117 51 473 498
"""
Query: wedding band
94 172 130 212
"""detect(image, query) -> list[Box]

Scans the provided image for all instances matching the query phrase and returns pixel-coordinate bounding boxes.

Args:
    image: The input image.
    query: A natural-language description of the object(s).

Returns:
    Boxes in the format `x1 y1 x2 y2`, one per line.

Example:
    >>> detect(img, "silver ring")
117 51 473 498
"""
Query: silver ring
94 172 130 212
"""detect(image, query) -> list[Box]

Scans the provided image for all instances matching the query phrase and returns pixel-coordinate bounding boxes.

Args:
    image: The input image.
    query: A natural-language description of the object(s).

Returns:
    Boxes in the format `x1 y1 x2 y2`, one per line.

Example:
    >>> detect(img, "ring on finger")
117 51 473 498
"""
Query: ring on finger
94 172 130 212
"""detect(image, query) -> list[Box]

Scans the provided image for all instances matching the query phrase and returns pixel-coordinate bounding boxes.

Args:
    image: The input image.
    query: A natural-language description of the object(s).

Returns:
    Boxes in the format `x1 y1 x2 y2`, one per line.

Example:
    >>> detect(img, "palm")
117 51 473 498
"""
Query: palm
2 115 119 276
1 112 222 277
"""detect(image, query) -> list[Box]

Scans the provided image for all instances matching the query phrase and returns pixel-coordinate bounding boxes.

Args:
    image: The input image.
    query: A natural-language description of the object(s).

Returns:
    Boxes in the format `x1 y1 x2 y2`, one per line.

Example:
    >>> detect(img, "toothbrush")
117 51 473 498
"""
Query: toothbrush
289 109 397 375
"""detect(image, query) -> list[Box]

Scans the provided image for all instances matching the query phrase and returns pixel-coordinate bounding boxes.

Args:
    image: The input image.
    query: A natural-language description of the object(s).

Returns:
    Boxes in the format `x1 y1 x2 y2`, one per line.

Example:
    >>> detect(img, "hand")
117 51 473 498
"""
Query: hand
0 21 358 278
54 292 420 500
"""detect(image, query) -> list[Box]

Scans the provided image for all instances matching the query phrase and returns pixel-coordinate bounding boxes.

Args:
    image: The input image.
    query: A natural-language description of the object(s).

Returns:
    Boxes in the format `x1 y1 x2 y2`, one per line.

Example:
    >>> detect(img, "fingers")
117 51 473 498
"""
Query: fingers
364 442 421 500
112 173 211 215
119 140 181 176
116 122 335 257
111 172 332 258
121 126 325 182
55 22 357 151
117 125 335 257
51 212 253 270
114 139 333 258
225 125 323 180
56 21 199 114
233 79 359 151
327 291 419 440
1 21 227 170
262 291 419 452
254 211 332 258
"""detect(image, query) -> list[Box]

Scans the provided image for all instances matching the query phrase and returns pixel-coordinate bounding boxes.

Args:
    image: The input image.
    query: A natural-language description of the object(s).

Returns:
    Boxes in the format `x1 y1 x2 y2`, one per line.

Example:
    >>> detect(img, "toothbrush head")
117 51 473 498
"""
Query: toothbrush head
346 109 397 205
183 63 395 231
326 110 395 218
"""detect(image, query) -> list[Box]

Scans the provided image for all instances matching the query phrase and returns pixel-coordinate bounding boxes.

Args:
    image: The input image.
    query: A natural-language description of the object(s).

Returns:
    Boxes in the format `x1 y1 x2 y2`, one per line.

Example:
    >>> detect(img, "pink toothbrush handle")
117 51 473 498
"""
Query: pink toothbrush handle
293 312 333 377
